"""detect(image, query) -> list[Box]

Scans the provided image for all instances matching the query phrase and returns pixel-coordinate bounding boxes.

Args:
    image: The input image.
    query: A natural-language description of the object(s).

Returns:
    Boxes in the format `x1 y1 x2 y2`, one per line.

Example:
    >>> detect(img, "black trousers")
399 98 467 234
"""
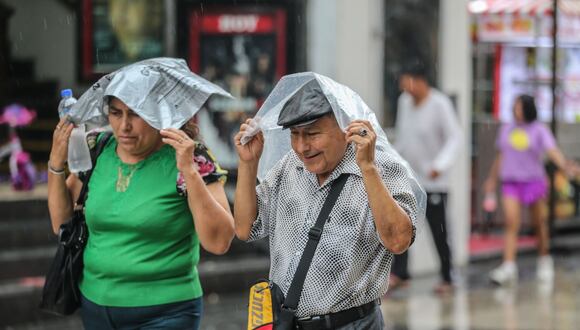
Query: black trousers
392 192 453 283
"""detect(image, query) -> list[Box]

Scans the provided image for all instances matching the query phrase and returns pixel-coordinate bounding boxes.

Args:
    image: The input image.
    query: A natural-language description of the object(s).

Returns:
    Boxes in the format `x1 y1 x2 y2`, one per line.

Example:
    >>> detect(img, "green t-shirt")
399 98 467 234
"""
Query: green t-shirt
79 135 226 307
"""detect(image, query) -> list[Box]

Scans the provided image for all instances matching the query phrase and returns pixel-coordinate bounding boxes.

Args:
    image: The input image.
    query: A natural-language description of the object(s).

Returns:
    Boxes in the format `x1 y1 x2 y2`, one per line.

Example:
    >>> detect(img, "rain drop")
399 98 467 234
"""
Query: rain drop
43 17 48 30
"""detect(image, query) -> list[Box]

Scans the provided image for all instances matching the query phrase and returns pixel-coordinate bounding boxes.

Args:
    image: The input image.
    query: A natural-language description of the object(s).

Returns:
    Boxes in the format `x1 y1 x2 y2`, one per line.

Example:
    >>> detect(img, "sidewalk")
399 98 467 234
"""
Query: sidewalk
9 251 580 330
381 251 580 330
2 183 580 329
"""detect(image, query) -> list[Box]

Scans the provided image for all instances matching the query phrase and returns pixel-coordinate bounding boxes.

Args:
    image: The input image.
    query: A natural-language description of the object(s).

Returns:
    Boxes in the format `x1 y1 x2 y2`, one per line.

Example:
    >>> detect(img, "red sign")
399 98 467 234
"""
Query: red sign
188 8 287 169
201 14 275 34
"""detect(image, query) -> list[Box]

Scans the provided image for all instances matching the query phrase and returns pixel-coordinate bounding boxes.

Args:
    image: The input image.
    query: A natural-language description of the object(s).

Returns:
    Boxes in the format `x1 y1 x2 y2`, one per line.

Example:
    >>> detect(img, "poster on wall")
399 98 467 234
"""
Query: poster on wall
189 8 287 169
81 0 166 80
497 46 580 123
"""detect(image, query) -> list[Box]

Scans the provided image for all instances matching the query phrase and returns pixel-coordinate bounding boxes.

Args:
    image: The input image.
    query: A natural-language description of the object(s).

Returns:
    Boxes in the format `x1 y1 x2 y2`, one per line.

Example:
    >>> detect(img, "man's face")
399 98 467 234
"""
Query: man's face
399 74 416 94
290 114 348 179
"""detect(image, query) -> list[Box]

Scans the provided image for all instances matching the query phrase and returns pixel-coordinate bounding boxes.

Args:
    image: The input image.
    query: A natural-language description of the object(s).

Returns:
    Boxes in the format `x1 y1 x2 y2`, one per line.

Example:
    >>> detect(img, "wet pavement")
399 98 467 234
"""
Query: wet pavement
381 252 580 330
3 184 579 329
210 251 580 330
6 251 580 330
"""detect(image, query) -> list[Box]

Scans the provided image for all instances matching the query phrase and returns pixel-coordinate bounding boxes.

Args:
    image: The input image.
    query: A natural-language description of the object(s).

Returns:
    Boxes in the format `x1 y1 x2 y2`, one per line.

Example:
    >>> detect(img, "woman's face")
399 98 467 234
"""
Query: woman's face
107 97 162 159
513 99 524 123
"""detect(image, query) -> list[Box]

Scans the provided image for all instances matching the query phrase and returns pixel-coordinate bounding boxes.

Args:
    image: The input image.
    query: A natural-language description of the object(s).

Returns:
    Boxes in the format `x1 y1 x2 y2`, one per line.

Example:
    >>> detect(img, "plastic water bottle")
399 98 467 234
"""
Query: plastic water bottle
58 89 92 173
58 89 76 119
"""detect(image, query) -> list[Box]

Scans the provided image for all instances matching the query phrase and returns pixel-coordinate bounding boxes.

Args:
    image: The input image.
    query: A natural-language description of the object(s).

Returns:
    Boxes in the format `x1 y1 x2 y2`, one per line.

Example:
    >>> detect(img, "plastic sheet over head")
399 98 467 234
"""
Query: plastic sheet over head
241 72 427 230
68 58 233 130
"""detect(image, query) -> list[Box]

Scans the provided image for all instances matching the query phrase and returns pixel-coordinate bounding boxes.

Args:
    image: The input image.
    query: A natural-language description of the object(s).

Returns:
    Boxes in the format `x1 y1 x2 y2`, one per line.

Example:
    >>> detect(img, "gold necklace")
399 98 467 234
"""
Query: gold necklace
116 164 138 192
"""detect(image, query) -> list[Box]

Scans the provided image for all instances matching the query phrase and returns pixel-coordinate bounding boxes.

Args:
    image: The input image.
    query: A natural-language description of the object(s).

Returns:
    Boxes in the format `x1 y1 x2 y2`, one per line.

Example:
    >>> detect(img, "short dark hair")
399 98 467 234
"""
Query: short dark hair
517 94 537 123
400 60 429 80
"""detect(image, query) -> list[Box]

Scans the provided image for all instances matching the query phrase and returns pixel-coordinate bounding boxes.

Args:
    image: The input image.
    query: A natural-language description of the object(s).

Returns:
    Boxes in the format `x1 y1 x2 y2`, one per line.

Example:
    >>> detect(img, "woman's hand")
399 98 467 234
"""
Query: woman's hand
49 117 75 169
345 120 377 172
234 119 264 164
160 128 197 175
483 177 496 194
564 160 580 180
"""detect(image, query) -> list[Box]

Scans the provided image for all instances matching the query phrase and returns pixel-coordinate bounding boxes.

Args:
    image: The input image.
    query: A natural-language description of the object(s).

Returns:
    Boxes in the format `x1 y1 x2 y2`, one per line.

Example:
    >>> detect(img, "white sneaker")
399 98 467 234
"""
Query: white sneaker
537 255 554 282
489 262 518 285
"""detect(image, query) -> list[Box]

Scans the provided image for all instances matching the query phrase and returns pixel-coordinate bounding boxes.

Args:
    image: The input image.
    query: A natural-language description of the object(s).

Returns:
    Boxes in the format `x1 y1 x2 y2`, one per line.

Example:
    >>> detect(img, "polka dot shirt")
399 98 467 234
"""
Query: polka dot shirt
248 143 418 317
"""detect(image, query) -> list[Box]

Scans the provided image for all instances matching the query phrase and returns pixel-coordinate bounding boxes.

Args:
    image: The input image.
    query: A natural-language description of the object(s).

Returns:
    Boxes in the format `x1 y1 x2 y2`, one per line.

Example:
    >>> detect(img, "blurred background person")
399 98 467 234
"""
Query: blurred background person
484 94 580 286
392 62 462 294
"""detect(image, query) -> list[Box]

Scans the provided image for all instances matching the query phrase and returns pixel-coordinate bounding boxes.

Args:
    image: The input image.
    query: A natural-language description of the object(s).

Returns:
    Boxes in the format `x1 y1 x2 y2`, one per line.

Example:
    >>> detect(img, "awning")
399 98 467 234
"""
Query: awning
469 0 580 43
469 0 580 16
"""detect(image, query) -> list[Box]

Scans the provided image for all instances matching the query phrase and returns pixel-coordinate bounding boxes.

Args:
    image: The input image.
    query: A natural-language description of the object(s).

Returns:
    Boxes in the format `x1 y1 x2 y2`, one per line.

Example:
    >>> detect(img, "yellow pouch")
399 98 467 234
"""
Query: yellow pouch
247 281 274 330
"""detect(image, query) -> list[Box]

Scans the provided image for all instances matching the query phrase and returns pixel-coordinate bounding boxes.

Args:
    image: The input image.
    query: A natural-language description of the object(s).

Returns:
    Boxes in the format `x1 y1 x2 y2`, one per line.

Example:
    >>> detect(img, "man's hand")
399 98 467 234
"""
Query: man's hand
234 119 264 164
345 120 376 172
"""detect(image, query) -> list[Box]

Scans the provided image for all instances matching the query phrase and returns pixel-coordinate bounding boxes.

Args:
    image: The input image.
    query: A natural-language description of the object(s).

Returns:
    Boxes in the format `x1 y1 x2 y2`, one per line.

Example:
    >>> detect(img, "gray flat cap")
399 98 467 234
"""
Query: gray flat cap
277 79 332 129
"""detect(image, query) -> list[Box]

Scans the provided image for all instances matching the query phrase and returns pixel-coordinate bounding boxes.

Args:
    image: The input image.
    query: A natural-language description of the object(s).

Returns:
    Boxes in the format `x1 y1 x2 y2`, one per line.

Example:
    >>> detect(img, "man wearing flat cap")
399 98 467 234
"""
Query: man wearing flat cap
234 78 420 329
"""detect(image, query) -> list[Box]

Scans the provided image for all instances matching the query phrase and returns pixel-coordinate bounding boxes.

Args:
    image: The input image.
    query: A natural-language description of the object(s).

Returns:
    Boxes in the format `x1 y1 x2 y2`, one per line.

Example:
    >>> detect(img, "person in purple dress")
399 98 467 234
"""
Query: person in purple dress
484 94 579 285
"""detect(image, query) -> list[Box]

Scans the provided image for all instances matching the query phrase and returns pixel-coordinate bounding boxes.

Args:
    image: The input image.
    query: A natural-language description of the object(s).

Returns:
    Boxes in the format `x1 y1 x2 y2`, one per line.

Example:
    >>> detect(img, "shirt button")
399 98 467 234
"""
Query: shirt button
295 251 300 256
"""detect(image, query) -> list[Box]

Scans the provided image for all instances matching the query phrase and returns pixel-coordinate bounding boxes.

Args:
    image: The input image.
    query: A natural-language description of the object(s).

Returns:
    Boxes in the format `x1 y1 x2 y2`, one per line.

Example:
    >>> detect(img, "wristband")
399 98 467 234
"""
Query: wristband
48 162 66 175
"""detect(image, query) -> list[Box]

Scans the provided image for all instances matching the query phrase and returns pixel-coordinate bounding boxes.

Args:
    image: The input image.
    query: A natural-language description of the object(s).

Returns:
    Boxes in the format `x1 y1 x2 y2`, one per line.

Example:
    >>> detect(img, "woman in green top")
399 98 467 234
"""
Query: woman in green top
47 95 235 329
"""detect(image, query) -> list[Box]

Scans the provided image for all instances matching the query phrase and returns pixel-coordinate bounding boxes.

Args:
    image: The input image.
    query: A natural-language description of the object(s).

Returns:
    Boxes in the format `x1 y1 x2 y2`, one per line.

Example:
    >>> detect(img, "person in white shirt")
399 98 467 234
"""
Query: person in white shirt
391 63 462 294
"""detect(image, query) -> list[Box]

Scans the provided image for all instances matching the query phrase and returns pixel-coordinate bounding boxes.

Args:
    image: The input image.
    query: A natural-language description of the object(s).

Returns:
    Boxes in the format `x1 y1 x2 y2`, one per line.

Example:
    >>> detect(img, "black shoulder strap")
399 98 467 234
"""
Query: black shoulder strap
74 132 113 207
282 173 349 311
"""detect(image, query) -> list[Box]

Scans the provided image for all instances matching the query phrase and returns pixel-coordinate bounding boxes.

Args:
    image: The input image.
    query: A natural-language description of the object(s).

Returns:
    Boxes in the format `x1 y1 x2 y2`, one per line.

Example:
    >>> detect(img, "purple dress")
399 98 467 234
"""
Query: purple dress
496 121 556 205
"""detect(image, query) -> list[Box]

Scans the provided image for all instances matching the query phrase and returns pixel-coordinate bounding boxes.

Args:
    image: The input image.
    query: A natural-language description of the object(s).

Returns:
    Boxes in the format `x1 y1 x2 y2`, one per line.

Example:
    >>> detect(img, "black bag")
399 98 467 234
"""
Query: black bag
38 209 88 315
247 174 349 329
39 132 111 315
